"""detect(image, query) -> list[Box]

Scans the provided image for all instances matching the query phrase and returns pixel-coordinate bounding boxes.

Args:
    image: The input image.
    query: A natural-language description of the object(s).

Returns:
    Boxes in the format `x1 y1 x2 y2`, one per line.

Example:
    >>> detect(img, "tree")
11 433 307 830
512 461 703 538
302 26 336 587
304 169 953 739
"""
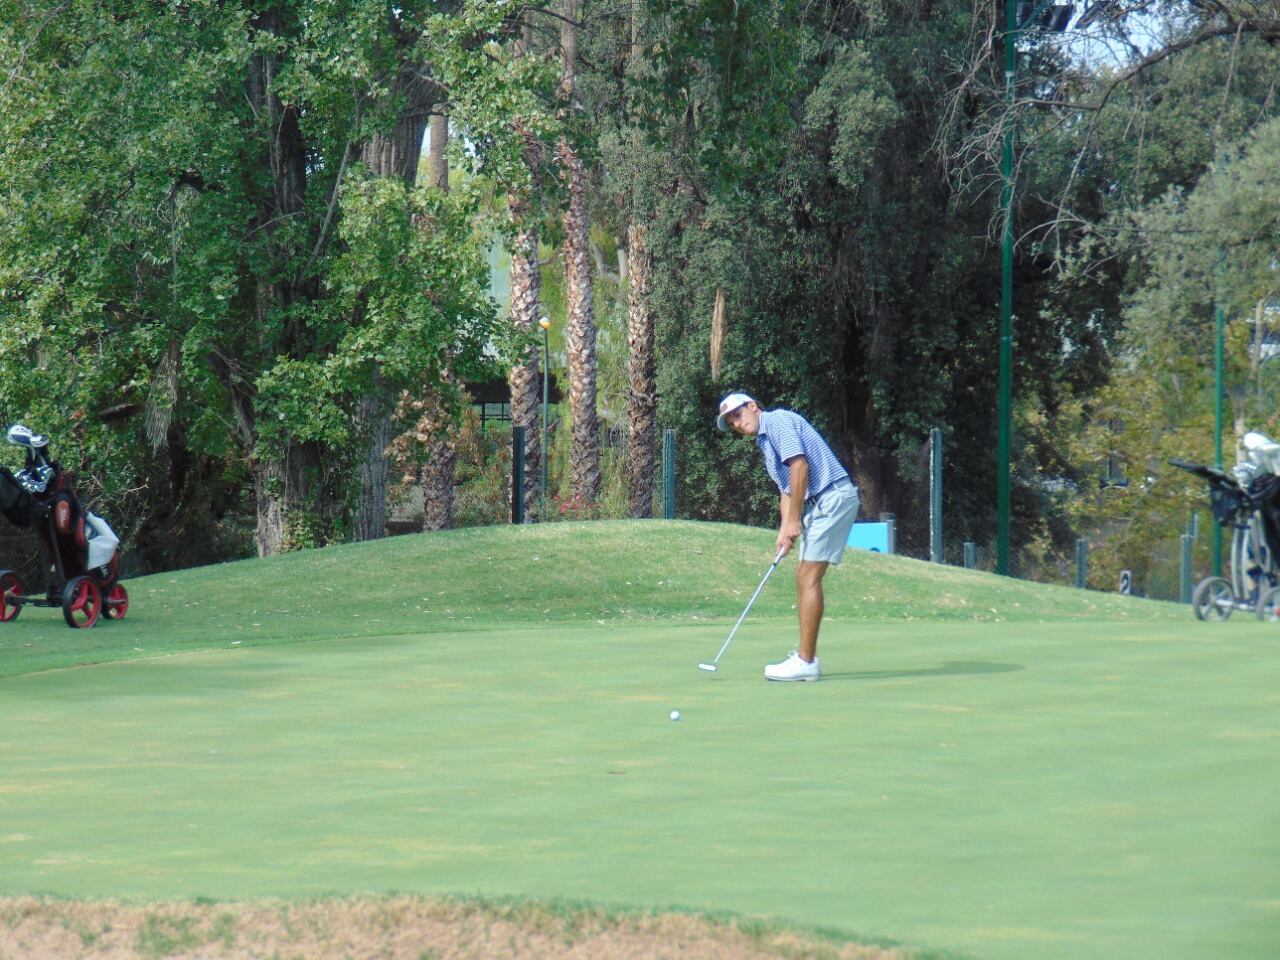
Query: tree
557 0 602 507
352 37 443 543
507 21 547 521
1057 116 1280 593
625 220 657 517
623 1 658 519
0 0 550 561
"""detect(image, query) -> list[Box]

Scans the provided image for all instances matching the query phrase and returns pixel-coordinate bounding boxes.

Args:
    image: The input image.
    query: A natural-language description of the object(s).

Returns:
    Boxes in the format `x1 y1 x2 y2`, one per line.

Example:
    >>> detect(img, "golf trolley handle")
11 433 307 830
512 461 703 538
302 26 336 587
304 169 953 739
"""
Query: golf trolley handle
1169 458 1235 485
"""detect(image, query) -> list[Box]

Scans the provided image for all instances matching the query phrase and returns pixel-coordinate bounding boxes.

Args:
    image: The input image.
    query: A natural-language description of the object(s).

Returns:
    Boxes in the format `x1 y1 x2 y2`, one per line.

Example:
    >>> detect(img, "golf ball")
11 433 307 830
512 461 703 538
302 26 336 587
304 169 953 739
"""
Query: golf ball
670 710 681 721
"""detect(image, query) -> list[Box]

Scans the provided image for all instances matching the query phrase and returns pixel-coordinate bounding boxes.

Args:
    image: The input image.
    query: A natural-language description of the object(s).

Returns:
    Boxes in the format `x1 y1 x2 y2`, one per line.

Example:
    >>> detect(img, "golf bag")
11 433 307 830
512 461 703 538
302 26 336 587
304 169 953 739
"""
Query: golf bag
0 424 126 627
1172 430 1280 619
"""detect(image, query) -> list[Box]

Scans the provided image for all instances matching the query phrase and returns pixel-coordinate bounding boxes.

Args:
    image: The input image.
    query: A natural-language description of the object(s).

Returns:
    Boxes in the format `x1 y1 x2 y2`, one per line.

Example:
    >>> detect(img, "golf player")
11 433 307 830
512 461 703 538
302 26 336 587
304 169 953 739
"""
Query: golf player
717 393 859 681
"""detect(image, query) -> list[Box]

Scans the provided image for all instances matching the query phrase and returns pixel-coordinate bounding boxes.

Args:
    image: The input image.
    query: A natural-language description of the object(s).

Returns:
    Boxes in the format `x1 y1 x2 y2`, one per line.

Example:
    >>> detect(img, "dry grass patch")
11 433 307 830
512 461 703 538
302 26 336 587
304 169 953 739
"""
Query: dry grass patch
0 896 917 960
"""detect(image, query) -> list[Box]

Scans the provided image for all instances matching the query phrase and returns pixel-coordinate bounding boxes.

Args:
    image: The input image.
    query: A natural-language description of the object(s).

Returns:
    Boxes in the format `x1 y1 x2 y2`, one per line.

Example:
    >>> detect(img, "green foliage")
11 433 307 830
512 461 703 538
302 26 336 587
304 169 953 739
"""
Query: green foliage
0 0 553 564
452 409 515 528
605 0 1023 552
1053 116 1280 597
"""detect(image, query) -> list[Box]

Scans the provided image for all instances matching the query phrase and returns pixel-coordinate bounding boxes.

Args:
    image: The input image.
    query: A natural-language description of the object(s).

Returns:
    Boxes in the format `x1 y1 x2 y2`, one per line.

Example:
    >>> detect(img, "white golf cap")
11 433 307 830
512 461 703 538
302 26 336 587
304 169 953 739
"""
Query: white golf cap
716 392 755 432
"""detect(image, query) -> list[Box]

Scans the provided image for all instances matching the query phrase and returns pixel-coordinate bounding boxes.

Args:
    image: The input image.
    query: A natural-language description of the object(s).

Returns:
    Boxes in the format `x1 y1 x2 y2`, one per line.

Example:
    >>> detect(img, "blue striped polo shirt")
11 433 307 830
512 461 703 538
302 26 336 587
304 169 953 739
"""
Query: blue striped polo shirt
756 409 850 499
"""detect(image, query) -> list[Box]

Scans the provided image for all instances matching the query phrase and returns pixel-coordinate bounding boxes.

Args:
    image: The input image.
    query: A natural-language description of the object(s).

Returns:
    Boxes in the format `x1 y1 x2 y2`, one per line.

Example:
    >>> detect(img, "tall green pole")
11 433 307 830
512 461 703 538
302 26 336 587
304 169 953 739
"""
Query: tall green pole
996 0 1017 576
930 427 943 563
662 429 676 520
539 317 551 520
1214 269 1225 577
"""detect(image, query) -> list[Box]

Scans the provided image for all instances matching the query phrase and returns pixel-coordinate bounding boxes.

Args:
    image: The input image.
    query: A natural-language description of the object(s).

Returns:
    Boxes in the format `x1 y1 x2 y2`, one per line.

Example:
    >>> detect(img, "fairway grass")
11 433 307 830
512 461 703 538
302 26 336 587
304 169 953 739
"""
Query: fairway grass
0 522 1276 960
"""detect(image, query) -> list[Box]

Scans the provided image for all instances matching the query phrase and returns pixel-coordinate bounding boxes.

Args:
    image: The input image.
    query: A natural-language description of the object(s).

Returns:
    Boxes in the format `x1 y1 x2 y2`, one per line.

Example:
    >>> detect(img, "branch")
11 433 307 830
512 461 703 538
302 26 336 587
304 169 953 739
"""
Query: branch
298 98 364 281
1088 22 1266 115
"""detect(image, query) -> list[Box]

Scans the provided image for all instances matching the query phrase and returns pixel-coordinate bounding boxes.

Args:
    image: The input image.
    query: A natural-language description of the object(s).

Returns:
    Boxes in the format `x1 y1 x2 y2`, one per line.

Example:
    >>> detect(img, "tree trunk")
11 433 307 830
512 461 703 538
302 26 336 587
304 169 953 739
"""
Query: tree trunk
351 61 436 541
427 114 449 190
415 106 461 528
558 137 600 507
353 394 393 540
508 230 543 518
508 124 544 518
631 0 644 60
557 0 600 506
244 16 318 556
625 223 656 517
252 460 286 557
417 383 459 531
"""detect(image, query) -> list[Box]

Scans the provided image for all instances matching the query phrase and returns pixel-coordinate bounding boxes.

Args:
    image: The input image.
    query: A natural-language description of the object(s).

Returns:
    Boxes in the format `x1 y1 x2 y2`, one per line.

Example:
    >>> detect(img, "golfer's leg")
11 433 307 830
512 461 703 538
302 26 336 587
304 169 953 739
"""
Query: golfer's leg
797 560 828 662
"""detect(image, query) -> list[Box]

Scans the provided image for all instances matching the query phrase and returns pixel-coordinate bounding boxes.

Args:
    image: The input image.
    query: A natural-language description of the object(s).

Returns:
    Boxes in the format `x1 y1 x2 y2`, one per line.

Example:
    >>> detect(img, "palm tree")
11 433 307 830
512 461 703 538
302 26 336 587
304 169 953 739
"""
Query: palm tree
507 22 545 519
624 0 655 518
557 0 600 506
626 222 656 516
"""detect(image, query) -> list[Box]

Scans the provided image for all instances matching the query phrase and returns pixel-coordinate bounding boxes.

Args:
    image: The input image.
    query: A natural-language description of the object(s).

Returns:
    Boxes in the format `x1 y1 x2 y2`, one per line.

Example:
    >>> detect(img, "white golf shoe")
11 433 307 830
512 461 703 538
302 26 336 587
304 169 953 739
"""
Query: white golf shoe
764 651 821 682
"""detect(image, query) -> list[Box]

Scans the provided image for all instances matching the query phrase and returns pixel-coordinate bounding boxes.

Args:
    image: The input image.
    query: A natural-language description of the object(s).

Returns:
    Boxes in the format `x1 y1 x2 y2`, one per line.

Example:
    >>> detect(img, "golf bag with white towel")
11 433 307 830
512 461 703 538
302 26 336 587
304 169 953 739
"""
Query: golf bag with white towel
0 424 128 628
1173 429 1280 621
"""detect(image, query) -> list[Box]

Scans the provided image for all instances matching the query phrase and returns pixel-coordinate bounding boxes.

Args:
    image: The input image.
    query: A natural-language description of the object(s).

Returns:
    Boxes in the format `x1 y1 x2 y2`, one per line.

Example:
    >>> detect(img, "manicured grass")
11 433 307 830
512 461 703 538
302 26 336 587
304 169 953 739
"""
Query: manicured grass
0 520 1182 678
0 521 1275 960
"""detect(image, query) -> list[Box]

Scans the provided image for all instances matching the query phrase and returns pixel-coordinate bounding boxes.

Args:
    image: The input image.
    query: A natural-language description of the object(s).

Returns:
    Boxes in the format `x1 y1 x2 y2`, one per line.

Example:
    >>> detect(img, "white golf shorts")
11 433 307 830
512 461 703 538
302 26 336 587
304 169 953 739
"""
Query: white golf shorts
801 478 860 565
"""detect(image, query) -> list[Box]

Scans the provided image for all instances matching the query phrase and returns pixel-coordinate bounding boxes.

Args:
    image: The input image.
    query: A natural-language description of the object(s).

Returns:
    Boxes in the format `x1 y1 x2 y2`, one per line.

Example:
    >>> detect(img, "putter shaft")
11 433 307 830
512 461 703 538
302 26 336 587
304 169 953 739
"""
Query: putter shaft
701 547 786 670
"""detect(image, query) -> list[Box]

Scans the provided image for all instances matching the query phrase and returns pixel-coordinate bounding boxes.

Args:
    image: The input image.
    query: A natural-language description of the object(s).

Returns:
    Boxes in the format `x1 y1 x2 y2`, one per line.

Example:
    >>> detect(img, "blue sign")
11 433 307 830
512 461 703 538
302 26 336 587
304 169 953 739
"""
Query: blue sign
848 522 891 553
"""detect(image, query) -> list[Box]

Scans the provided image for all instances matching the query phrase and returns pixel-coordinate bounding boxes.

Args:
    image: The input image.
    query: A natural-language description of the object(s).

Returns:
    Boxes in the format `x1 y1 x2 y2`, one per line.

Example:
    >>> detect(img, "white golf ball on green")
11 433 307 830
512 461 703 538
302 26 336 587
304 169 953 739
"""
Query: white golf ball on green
670 710 681 721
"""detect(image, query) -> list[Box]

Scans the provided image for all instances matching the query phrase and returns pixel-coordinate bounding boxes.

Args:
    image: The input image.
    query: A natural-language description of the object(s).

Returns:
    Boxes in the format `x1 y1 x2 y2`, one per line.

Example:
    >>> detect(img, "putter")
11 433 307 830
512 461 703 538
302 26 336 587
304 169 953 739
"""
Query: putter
698 547 787 672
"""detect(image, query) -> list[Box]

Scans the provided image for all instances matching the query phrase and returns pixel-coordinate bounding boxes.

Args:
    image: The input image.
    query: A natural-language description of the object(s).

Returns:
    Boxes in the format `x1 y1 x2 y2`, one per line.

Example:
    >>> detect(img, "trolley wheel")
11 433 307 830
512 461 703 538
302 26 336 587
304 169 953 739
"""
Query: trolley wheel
104 583 129 620
0 569 22 622
1192 576 1235 621
61 575 102 629
53 497 74 535
1257 586 1280 622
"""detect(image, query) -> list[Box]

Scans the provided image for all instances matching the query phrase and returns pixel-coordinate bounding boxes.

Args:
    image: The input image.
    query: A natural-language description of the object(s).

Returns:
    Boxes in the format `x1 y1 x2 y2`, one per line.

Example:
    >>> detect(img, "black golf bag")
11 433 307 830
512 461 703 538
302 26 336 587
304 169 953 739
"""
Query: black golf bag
0 425 127 627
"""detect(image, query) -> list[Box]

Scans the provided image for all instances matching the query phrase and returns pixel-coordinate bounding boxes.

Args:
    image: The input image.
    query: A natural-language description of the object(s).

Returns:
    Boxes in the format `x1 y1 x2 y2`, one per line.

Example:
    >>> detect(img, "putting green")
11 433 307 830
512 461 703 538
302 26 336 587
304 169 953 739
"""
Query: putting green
1 618 1278 960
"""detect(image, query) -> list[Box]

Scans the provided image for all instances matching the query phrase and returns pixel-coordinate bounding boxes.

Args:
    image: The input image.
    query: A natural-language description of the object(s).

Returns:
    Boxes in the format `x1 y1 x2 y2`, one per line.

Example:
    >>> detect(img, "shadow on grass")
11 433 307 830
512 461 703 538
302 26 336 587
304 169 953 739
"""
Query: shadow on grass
823 660 1024 681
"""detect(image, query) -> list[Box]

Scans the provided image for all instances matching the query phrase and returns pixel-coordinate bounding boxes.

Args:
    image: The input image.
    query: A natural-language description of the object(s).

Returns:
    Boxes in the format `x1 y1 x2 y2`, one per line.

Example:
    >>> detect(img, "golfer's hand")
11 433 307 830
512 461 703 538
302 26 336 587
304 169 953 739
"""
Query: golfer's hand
776 519 802 556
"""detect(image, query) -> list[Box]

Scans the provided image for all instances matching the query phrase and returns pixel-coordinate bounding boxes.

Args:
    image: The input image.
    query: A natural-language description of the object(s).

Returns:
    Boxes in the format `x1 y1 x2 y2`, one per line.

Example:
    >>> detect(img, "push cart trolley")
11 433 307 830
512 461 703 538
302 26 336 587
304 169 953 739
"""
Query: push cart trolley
1172 431 1280 621
0 424 127 628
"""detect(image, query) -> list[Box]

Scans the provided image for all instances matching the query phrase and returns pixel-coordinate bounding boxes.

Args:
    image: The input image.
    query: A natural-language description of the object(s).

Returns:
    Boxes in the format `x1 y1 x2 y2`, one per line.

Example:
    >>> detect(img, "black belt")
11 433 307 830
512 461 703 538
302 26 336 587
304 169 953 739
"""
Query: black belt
806 476 853 504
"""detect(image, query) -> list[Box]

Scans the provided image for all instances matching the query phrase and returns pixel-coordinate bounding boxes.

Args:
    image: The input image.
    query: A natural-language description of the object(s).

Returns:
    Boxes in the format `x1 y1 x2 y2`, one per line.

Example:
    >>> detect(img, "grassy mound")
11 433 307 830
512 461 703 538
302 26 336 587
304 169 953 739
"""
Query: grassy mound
0 520 1181 678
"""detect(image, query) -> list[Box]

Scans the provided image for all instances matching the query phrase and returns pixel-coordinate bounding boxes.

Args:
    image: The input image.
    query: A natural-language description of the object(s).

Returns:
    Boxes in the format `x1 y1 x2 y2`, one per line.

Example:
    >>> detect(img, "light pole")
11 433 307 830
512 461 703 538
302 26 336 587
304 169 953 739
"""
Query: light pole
996 0 1071 575
539 316 551 520
996 0 1015 575
1214 251 1225 576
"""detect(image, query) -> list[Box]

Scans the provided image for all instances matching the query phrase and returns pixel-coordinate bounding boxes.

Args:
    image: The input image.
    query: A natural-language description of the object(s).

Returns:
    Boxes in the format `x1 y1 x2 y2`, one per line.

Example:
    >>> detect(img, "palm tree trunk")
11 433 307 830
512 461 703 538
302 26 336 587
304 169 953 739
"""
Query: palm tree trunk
626 223 656 517
508 125 544 519
417 381 460 531
508 226 543 518
557 0 600 506
558 138 600 507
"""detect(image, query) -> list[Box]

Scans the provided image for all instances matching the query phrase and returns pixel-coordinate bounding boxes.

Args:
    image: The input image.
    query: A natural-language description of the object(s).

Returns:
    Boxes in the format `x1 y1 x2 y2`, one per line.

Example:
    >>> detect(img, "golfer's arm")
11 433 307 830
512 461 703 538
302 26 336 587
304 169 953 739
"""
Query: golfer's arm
784 456 808 523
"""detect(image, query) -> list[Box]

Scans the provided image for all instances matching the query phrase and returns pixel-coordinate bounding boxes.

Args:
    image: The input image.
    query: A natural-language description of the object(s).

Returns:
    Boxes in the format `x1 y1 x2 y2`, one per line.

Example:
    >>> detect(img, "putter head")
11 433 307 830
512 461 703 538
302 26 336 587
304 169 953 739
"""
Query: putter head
698 663 717 672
